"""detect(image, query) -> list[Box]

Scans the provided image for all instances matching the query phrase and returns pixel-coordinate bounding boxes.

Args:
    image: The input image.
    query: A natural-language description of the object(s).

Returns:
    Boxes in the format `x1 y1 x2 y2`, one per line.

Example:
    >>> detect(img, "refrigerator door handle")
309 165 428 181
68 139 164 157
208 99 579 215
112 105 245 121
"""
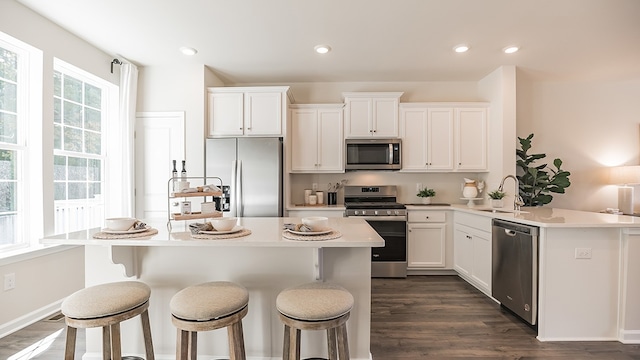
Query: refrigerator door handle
230 160 238 217
237 160 243 216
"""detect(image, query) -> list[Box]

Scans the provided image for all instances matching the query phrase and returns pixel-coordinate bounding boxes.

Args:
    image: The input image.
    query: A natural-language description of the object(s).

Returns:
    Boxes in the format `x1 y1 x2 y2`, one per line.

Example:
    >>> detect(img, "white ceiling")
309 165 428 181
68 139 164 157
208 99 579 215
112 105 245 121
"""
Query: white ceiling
15 0 640 84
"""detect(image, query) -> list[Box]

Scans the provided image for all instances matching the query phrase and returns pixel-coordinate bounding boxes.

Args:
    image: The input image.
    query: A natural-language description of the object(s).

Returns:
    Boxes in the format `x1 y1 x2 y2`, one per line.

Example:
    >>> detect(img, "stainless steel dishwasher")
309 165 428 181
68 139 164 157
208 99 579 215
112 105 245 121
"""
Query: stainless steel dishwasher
492 219 539 325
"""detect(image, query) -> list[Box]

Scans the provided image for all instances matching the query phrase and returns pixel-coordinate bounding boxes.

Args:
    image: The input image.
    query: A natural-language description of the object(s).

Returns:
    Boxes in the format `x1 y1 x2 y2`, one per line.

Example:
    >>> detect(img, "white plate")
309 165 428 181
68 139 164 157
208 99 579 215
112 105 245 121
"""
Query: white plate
199 226 244 235
286 229 332 236
102 226 149 234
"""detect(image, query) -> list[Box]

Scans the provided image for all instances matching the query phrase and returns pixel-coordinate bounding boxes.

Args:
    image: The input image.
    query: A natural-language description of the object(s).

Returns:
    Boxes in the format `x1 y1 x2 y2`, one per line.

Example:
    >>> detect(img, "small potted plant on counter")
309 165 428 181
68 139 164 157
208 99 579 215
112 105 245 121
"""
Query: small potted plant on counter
417 187 436 204
487 189 506 208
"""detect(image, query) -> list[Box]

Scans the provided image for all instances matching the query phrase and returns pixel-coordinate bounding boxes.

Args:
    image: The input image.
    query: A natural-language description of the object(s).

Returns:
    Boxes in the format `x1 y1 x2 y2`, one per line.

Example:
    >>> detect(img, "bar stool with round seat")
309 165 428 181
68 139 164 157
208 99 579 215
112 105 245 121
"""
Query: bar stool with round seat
276 282 354 360
61 281 155 360
170 281 249 360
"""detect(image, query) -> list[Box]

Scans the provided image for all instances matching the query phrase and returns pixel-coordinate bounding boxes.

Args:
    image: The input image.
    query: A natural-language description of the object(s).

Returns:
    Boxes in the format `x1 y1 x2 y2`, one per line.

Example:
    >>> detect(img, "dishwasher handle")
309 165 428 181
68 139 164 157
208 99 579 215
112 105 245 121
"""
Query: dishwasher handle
504 229 518 237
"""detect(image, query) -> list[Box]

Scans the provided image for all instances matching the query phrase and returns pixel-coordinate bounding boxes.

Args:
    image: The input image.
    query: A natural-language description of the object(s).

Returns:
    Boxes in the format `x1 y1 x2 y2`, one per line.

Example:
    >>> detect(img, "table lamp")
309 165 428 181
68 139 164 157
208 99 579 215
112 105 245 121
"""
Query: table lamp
610 165 640 215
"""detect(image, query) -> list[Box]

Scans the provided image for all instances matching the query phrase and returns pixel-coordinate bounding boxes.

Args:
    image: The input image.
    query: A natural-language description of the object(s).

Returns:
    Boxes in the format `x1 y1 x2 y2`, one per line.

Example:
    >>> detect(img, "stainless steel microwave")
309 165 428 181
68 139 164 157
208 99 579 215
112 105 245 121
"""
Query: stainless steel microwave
345 139 401 170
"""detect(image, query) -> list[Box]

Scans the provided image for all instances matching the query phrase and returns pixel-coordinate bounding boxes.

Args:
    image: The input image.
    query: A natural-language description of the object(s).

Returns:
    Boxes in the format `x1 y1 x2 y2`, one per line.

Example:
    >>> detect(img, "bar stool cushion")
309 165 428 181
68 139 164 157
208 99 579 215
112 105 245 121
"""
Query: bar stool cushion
62 281 150 319
170 281 249 321
277 282 354 321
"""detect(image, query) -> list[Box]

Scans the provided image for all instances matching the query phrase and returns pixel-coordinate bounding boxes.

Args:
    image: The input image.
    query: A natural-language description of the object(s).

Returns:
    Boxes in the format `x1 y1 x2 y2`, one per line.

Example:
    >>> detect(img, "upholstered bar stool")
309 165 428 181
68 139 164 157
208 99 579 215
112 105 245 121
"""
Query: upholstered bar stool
276 282 354 360
170 281 249 360
61 281 155 360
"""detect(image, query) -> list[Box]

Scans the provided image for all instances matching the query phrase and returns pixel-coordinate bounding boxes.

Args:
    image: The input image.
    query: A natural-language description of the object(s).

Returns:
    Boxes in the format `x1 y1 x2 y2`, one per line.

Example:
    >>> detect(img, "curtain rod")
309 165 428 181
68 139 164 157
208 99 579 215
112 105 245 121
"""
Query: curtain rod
110 58 122 74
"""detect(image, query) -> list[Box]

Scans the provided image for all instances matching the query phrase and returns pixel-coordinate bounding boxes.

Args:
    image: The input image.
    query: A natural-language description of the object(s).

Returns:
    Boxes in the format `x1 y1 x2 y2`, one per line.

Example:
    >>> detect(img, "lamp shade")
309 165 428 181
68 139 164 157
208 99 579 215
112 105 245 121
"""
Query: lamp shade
610 165 640 185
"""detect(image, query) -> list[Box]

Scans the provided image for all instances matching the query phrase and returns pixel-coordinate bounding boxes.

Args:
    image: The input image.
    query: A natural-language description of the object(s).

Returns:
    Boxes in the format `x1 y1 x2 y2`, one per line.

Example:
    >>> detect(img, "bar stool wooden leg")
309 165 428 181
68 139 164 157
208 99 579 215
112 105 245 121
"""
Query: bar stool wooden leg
64 326 76 360
189 332 197 360
337 323 349 360
111 323 122 360
327 327 338 360
228 320 246 360
141 309 155 360
102 327 111 360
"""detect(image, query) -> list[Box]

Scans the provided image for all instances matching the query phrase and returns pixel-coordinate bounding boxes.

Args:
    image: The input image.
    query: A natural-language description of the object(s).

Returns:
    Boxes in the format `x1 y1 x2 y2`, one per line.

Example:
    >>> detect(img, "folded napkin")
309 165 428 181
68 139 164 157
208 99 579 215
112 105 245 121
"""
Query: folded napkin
283 223 313 232
129 220 147 231
203 184 221 192
189 222 214 234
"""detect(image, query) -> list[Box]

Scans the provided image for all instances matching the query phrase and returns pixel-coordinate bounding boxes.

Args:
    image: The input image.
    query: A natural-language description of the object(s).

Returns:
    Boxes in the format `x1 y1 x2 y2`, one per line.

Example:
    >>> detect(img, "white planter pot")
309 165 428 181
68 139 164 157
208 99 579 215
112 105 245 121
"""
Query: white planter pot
491 199 504 208
421 197 432 204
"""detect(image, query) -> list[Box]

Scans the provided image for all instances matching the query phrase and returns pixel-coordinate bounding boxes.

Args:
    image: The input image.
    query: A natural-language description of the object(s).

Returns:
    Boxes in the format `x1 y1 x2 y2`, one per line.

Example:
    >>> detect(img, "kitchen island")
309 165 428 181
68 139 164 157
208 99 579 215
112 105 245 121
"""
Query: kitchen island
41 217 384 360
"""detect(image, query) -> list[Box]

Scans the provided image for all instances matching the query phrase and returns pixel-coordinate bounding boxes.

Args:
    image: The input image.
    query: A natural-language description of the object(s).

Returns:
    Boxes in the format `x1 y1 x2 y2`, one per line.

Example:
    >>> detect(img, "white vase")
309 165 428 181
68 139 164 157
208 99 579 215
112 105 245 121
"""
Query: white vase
491 199 504 208
421 197 432 204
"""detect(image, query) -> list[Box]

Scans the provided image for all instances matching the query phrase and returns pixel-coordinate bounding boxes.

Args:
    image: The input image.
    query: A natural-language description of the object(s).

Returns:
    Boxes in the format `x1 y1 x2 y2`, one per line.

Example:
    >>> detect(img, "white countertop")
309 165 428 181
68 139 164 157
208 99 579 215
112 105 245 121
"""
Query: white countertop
451 204 640 228
41 217 384 247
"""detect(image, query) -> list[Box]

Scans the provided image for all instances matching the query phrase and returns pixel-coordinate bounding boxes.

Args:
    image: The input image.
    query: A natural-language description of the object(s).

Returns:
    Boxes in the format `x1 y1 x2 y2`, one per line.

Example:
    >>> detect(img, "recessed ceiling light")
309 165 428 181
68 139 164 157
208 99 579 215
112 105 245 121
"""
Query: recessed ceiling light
453 44 470 53
503 46 519 54
179 47 198 56
314 45 331 54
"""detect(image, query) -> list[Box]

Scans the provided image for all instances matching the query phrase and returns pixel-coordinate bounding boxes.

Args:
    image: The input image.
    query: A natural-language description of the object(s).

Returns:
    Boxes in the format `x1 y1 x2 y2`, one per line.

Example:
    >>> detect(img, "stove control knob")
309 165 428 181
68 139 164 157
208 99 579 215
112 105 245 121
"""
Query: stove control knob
360 210 366 216
374 210 380 215
394 210 400 215
386 210 392 215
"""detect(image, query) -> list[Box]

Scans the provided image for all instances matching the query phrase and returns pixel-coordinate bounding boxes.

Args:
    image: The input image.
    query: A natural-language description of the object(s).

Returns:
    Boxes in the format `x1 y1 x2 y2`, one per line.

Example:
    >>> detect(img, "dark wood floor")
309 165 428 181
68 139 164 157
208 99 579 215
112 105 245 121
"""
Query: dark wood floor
1 275 639 359
371 275 640 359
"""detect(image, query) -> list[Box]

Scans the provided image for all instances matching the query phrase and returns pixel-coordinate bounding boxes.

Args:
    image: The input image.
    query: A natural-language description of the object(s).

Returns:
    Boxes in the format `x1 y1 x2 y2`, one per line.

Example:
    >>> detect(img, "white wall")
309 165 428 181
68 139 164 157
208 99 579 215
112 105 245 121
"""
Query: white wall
517 70 640 212
0 0 116 332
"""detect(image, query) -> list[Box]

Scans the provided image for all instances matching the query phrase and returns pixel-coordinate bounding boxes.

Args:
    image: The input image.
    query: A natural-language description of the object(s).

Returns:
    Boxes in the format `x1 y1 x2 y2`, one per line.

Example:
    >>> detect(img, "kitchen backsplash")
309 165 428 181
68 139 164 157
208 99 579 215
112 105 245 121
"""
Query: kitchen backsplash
289 172 490 206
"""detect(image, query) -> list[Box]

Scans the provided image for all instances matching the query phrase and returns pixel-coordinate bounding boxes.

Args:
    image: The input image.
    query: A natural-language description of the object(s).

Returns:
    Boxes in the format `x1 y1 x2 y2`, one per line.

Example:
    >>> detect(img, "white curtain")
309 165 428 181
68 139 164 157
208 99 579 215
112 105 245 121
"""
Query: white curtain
111 62 138 217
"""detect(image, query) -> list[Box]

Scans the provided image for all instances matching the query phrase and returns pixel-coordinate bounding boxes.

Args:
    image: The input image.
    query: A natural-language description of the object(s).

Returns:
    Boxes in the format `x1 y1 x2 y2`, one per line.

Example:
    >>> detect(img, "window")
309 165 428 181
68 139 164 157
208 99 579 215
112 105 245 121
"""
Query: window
53 60 110 234
0 32 41 252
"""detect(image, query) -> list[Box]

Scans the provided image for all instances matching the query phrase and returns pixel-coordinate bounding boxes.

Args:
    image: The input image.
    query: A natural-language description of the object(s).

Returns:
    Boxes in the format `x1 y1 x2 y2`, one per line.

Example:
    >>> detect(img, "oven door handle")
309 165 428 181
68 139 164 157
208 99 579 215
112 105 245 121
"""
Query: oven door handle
348 215 407 221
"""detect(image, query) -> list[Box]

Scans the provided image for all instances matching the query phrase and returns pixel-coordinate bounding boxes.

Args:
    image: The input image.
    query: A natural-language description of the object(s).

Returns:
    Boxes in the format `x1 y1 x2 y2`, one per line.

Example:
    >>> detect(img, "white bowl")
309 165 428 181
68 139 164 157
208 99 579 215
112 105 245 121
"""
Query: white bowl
105 217 137 231
211 217 238 231
302 216 329 232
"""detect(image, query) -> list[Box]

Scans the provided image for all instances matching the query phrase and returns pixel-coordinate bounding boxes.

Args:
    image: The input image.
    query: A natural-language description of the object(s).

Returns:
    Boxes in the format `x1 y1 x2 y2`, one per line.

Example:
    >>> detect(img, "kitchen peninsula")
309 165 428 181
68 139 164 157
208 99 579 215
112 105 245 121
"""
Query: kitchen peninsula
41 217 383 360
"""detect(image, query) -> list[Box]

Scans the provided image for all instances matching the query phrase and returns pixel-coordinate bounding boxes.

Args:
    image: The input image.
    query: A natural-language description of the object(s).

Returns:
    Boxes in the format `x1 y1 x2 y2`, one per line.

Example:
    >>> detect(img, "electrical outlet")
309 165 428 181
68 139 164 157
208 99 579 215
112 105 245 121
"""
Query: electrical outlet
4 273 15 291
575 248 592 259
312 183 318 191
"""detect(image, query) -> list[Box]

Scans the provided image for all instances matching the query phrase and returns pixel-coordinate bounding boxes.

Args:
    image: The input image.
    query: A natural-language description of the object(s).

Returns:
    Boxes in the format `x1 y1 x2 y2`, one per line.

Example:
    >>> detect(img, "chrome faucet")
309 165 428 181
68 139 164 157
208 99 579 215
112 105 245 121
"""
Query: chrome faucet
499 175 525 211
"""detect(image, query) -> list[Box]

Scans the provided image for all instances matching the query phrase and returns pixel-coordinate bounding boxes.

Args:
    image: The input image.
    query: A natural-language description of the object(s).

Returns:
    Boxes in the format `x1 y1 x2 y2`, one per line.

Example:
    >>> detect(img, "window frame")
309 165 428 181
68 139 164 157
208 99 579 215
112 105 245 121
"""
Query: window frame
0 31 43 254
52 58 116 235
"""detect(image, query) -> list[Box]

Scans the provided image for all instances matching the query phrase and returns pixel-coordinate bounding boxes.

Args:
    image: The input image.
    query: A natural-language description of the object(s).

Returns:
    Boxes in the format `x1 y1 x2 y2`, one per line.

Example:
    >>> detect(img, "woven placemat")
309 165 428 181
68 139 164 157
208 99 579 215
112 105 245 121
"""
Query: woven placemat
281 230 343 241
92 228 158 239
190 228 252 240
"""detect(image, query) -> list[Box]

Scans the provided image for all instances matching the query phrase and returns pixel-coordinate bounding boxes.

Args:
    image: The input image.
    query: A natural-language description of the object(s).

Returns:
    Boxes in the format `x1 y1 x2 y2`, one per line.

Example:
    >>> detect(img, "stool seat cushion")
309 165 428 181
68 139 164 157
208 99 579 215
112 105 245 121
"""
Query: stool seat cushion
277 282 354 321
62 281 150 319
170 281 249 321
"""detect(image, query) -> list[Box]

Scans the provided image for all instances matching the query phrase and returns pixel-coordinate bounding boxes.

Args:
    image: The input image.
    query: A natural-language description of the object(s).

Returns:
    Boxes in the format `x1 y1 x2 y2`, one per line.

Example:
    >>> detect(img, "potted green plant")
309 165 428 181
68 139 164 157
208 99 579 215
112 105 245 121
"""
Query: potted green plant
487 189 506 208
417 188 436 204
516 134 571 206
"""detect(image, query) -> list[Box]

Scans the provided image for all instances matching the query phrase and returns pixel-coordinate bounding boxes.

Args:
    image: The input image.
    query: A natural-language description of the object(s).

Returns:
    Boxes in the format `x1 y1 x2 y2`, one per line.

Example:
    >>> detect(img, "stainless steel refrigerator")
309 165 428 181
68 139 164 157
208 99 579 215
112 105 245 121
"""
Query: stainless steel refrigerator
205 137 283 217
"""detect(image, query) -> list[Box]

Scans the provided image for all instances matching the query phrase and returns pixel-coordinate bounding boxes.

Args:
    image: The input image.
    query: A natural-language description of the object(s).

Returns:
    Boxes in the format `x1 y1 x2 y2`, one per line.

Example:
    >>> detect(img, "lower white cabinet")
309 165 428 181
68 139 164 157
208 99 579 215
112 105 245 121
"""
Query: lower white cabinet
407 210 449 269
453 212 492 295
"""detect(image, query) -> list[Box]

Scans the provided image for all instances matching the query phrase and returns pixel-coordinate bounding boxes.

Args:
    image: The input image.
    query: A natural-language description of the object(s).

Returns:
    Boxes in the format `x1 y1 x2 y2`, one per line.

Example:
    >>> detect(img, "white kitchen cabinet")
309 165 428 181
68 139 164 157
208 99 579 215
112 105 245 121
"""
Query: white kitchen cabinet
207 86 290 137
290 104 344 173
455 107 488 171
343 92 403 138
400 105 454 171
453 212 492 295
407 210 448 269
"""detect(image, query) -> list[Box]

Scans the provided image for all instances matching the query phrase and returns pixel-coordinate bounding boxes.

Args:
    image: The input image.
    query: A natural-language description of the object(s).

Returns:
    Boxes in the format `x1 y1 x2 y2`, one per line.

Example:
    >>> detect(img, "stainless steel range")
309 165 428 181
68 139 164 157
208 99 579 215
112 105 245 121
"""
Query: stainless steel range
344 185 407 278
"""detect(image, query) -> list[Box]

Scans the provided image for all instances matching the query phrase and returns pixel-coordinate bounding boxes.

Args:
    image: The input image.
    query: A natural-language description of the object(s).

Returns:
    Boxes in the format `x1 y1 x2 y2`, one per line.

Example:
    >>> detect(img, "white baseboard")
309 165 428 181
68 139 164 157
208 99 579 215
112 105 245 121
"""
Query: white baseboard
619 329 640 344
0 299 64 339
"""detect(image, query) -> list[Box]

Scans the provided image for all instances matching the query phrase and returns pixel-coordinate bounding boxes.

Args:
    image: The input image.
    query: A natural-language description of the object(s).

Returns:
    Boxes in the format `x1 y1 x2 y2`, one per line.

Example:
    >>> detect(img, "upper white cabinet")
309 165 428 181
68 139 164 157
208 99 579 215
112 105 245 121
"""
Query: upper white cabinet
343 92 403 138
456 107 488 171
207 86 290 137
399 103 488 172
290 104 344 173
400 104 454 171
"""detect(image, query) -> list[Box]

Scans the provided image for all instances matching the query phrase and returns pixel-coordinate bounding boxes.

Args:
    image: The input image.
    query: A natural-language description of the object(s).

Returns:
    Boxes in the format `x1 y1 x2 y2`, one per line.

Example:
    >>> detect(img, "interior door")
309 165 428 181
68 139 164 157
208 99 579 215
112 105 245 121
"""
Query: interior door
135 112 185 219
